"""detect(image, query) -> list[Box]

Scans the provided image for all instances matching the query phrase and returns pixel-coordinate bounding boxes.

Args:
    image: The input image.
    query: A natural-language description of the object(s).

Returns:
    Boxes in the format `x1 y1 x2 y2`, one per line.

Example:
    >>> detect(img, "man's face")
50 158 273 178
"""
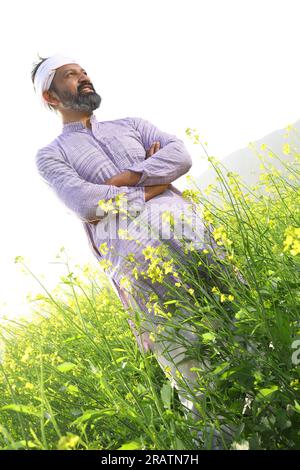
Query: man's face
48 63 101 112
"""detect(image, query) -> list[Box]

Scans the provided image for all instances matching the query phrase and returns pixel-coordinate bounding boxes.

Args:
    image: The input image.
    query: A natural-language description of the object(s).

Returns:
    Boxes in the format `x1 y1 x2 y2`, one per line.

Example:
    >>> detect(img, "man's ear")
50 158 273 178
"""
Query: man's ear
42 90 59 106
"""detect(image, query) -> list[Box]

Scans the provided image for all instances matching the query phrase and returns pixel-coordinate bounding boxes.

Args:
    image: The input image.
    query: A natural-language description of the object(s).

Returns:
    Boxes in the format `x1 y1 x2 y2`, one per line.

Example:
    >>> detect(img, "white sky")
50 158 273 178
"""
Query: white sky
1 0 300 320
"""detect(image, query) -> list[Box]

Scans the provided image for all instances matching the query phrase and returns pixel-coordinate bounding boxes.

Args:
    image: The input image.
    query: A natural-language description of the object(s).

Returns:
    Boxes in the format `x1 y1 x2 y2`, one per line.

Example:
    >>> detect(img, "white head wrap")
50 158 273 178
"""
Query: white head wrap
33 54 78 109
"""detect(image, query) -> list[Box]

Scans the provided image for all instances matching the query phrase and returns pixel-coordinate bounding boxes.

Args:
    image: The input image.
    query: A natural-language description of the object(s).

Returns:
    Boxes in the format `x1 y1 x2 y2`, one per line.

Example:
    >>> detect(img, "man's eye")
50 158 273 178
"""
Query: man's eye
66 71 87 77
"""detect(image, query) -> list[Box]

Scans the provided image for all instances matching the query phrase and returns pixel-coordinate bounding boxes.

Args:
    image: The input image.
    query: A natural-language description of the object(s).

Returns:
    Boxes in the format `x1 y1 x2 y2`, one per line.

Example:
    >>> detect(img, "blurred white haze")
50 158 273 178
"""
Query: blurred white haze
1 0 300 320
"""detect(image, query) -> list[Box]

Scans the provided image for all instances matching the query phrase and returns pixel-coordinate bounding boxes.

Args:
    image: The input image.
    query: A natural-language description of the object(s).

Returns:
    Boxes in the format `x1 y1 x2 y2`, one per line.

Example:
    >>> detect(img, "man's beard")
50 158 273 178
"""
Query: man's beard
54 86 102 113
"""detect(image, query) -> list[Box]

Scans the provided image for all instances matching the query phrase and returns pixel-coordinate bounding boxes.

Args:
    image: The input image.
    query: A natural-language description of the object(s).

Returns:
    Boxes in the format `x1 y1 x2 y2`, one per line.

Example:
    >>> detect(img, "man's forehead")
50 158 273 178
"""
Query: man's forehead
56 63 85 75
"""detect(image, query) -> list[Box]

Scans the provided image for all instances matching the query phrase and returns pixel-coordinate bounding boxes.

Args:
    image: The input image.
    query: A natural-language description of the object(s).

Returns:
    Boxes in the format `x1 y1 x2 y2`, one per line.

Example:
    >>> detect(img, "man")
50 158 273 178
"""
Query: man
32 54 223 443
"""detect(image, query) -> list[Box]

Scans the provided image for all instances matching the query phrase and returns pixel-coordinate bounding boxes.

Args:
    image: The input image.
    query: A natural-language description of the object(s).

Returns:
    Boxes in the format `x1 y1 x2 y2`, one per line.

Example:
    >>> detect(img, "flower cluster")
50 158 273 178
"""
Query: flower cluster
181 189 201 204
213 225 233 247
283 226 300 256
211 286 234 303
141 244 177 284
97 192 128 217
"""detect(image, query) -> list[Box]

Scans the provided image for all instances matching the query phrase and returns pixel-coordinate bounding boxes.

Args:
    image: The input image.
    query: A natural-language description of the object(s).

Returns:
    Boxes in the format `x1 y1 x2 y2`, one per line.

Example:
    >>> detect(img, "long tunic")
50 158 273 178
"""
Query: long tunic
35 113 209 352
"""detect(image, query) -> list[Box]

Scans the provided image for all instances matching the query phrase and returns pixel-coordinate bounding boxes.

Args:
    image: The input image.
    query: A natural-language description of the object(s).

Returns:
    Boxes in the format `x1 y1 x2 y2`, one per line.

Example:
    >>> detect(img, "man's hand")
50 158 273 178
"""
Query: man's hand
144 141 172 200
104 141 170 202
144 141 171 200
144 183 170 202
145 141 160 159
105 170 142 187
105 141 161 186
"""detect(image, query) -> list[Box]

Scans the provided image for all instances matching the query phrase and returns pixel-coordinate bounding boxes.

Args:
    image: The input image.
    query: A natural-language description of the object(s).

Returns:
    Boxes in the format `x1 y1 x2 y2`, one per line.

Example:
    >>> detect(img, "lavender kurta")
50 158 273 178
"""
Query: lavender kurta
35 113 207 352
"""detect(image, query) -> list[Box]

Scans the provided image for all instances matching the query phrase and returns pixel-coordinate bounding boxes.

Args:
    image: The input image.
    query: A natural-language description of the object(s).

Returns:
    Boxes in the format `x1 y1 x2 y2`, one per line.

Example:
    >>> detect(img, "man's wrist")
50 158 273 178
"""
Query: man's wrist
105 170 142 187
126 170 142 186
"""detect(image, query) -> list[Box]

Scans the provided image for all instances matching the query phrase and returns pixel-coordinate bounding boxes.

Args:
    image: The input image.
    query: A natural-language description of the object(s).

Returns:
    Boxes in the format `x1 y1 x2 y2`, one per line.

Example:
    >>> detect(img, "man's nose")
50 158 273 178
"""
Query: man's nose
78 73 92 84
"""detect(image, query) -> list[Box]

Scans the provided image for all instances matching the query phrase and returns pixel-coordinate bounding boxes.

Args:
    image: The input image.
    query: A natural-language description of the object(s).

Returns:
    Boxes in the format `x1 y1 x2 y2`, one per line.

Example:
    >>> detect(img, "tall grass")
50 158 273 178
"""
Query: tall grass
0 124 299 450
0 258 192 450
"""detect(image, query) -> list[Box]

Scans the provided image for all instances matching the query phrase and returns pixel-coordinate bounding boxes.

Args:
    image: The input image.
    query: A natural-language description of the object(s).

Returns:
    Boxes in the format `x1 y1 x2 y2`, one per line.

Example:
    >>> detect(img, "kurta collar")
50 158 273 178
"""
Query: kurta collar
62 113 97 133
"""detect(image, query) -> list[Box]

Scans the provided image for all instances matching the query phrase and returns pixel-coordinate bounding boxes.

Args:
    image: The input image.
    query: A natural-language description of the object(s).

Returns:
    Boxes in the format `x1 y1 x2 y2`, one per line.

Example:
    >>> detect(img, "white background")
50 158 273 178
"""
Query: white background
1 0 300 319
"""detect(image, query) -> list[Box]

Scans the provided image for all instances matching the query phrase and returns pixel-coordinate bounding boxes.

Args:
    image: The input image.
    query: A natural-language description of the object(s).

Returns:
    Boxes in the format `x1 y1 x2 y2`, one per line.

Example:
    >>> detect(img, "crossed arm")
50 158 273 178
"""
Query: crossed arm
35 117 192 223
104 116 193 201
105 141 171 202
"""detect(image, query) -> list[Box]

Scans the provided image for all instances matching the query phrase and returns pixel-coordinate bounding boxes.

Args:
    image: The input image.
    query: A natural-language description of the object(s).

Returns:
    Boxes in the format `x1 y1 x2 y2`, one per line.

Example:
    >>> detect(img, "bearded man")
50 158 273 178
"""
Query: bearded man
32 54 231 446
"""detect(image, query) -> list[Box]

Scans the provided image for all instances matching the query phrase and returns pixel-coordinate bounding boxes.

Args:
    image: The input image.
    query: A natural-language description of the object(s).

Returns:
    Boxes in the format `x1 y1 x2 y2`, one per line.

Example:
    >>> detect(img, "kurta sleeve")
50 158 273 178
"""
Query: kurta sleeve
35 145 146 223
124 116 193 186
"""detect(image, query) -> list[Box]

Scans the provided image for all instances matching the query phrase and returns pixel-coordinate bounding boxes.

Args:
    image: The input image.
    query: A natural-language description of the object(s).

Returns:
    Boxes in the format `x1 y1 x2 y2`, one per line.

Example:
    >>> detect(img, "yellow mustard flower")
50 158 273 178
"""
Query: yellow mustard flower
119 276 132 292
181 189 201 204
131 267 139 280
149 332 156 342
203 209 214 224
142 245 156 260
283 226 300 256
146 264 164 283
98 242 109 255
162 260 175 275
211 286 219 294
57 434 80 450
213 226 233 247
99 259 113 272
125 253 136 263
25 382 34 390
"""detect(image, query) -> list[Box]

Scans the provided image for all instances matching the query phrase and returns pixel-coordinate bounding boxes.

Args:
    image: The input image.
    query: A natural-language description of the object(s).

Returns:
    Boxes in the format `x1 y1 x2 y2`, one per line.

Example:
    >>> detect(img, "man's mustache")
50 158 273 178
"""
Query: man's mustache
78 83 95 93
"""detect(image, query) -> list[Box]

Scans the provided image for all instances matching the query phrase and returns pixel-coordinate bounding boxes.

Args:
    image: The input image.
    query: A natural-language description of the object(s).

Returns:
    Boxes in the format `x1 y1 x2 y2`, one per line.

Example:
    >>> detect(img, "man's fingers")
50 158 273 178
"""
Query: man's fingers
146 143 154 157
146 141 160 158
146 142 156 158
149 143 155 156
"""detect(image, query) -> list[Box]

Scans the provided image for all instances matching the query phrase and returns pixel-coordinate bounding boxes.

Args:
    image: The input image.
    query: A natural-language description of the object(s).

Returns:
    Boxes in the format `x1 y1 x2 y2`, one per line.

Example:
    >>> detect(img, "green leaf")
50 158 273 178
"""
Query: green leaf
116 356 128 363
3 440 38 450
67 385 79 394
70 410 103 426
160 383 172 409
235 309 248 320
202 332 216 343
292 400 300 413
221 369 237 379
71 409 115 427
257 385 279 398
57 362 77 373
212 362 230 375
1 404 40 417
63 335 83 343
118 441 142 450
